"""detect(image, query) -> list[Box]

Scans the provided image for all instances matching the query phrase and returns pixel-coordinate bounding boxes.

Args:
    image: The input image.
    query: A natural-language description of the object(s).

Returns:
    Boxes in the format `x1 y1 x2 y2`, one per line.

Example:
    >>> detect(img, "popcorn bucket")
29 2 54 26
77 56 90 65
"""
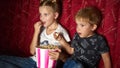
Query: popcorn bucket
36 46 57 68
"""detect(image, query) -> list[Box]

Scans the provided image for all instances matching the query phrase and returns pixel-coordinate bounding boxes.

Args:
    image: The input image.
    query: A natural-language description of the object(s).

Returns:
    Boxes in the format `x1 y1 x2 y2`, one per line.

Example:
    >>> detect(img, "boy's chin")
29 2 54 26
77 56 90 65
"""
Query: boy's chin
79 35 86 38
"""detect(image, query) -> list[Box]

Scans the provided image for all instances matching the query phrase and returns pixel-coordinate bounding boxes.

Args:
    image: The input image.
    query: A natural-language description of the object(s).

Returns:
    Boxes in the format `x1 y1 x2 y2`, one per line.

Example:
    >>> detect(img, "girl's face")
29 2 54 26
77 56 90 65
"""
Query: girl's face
75 18 97 38
39 6 58 28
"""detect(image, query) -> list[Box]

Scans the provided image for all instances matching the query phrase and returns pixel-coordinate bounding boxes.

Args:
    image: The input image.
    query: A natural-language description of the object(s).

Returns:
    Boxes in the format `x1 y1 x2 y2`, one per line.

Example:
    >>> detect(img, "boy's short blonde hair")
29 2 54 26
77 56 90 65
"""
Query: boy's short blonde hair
75 7 102 26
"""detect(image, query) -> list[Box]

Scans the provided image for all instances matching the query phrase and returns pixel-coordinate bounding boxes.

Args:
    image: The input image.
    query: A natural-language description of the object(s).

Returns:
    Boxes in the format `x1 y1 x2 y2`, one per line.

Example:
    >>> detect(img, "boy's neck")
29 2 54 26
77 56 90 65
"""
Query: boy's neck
87 32 95 38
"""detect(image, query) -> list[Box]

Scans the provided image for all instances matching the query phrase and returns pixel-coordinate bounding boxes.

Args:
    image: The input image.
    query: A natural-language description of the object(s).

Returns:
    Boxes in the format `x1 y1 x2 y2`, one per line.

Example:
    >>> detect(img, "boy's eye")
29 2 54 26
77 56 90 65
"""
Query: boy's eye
78 24 84 27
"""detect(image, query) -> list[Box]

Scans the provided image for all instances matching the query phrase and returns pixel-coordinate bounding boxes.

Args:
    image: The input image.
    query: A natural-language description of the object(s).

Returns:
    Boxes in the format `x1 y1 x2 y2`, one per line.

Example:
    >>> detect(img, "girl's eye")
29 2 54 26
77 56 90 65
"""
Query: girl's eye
39 13 41 16
44 13 48 16
81 24 84 27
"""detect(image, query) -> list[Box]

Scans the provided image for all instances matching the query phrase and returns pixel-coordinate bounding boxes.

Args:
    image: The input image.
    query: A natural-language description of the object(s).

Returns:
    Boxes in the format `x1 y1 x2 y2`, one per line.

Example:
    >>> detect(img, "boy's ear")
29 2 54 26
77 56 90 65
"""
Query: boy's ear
91 24 97 31
54 12 59 19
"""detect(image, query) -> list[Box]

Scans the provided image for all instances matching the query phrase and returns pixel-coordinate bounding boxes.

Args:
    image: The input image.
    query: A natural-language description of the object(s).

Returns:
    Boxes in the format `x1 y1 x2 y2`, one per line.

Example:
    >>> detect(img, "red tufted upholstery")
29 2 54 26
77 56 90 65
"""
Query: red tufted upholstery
0 0 120 68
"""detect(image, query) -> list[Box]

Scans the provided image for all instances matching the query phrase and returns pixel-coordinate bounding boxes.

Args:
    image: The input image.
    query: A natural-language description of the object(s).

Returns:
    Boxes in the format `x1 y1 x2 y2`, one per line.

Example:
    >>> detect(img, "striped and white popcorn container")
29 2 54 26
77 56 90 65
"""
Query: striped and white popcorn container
36 48 56 68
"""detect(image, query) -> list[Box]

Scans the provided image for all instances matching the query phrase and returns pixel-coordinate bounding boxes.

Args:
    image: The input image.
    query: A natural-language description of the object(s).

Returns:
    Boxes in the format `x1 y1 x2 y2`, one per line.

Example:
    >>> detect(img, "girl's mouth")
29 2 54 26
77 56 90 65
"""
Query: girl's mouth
77 32 81 35
41 21 45 25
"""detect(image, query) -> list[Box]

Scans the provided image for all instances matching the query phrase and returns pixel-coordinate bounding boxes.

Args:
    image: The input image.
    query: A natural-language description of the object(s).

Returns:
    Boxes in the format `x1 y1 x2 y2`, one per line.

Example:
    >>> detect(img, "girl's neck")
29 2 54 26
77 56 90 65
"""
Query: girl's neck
47 21 58 30
46 21 58 35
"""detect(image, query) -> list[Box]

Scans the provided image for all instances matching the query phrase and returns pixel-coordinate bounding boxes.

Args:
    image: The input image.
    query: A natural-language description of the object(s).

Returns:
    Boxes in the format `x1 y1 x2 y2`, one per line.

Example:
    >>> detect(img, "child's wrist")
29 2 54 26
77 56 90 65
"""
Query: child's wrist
34 30 41 35
57 37 62 41
59 38 66 46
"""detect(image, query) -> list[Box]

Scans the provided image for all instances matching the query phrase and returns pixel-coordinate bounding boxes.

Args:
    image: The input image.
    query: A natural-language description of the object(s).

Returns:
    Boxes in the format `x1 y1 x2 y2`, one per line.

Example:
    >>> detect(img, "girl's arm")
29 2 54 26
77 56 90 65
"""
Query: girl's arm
101 52 112 68
30 21 42 55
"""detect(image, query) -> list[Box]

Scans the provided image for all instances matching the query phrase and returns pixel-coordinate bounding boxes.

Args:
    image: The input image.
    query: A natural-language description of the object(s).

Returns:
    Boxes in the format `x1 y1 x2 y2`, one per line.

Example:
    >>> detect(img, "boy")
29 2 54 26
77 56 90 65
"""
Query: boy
54 7 111 68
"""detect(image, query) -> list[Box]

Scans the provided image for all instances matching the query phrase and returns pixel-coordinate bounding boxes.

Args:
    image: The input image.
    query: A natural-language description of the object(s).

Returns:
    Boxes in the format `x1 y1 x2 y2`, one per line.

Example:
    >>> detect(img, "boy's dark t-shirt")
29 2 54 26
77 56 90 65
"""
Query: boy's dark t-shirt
71 33 109 67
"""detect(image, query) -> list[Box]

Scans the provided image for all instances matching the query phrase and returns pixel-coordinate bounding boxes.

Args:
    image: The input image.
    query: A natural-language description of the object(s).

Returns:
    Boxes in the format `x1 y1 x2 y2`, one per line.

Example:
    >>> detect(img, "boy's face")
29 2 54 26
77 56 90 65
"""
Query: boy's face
39 6 58 28
75 18 96 38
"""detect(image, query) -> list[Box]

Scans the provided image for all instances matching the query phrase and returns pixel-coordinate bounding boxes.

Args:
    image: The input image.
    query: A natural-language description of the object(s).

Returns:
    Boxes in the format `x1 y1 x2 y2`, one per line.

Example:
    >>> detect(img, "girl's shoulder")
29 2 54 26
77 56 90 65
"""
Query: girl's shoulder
56 24 67 32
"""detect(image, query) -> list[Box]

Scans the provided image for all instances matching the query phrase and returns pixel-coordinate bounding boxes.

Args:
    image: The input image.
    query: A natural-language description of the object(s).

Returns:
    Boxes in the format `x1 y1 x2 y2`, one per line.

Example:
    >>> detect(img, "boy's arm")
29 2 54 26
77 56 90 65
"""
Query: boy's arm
59 39 74 55
101 52 112 68
59 48 71 62
54 32 74 54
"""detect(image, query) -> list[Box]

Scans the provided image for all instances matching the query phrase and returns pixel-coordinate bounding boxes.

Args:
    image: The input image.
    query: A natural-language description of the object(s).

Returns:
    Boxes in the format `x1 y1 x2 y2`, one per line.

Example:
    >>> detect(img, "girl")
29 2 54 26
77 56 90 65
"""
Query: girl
30 0 70 68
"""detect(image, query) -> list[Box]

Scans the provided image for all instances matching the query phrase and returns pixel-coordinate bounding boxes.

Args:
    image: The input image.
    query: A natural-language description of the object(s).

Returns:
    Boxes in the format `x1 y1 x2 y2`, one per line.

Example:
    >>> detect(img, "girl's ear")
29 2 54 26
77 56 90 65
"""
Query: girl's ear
54 12 59 19
91 24 97 31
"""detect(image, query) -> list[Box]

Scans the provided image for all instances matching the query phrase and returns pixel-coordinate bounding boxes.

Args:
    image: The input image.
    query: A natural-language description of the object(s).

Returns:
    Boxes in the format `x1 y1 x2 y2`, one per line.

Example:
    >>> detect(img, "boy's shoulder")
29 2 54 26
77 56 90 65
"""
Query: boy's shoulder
95 34 106 41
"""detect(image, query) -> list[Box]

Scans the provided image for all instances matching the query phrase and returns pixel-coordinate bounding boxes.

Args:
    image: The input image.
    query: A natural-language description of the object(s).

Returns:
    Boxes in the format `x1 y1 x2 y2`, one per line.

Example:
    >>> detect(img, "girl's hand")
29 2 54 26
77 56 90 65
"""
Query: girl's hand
34 21 42 33
48 48 61 60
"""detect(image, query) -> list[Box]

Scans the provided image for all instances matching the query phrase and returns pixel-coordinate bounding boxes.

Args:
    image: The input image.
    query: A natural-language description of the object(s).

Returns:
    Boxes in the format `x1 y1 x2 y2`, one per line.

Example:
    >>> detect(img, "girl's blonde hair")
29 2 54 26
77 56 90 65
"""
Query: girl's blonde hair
40 0 62 14
75 7 102 26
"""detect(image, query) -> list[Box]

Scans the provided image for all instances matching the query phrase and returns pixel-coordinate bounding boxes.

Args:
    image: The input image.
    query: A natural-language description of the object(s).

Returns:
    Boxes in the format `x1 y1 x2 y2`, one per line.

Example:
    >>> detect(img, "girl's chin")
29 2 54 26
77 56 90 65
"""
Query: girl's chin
42 24 47 27
44 25 49 28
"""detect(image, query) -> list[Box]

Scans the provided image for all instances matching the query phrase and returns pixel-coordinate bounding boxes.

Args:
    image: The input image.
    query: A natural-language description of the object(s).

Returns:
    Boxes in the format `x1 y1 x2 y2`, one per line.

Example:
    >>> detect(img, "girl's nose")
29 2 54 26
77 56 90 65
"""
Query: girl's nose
40 16 44 21
40 16 42 20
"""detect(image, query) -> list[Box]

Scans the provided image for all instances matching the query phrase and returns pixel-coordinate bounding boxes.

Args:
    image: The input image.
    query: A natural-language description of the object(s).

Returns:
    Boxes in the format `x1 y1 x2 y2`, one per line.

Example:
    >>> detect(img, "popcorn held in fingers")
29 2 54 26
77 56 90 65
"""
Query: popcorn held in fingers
55 32 59 36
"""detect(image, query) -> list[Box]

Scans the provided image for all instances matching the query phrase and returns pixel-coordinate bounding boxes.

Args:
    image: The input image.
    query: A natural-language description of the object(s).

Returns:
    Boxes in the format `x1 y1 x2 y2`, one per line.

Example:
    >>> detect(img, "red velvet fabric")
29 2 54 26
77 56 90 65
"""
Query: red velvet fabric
0 0 120 68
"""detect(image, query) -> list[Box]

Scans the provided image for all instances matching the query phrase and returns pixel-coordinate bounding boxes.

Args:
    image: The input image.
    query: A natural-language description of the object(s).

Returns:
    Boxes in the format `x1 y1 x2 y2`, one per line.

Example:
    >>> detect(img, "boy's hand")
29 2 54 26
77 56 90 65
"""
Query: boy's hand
54 32 67 46
54 32 63 41
34 21 42 33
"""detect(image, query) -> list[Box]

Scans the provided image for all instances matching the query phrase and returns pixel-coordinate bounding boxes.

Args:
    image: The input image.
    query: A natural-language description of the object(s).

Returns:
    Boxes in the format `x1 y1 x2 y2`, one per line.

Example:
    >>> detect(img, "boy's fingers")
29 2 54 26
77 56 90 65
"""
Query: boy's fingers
54 32 62 41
